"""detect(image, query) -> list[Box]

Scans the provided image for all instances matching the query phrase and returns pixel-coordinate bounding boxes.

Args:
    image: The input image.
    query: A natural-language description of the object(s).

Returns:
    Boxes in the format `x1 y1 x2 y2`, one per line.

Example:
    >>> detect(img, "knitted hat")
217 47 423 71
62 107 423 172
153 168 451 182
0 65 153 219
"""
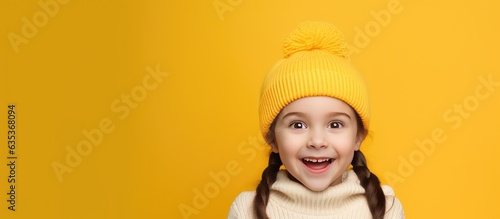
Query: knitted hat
259 21 370 139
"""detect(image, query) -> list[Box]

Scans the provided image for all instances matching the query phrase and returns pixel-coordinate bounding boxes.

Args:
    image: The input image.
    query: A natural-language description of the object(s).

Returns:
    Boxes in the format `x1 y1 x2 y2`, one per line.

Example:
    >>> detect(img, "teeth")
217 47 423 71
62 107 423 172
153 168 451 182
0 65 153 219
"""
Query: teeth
304 158 330 162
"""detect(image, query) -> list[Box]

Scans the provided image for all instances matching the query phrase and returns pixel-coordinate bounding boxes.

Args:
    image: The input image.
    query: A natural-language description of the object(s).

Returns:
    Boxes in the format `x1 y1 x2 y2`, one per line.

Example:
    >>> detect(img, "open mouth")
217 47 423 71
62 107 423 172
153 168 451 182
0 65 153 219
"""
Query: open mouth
302 158 333 171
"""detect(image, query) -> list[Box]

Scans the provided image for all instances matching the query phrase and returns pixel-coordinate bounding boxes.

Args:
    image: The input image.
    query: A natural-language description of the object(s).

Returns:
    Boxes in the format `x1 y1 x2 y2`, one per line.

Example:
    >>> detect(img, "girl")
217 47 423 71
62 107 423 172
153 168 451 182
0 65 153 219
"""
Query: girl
228 21 404 219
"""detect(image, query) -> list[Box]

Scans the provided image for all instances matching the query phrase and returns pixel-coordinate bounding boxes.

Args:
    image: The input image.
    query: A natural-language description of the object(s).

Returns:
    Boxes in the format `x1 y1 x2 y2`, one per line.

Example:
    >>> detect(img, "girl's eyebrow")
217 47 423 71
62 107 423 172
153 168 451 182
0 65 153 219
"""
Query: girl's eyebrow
281 112 306 120
282 111 352 120
327 112 352 119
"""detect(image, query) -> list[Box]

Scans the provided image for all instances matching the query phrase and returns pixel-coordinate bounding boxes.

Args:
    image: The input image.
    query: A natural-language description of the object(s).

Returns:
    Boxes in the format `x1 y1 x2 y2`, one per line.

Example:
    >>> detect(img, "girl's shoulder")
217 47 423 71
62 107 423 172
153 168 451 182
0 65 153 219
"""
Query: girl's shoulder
228 191 255 219
381 185 395 196
380 185 405 218
232 191 255 203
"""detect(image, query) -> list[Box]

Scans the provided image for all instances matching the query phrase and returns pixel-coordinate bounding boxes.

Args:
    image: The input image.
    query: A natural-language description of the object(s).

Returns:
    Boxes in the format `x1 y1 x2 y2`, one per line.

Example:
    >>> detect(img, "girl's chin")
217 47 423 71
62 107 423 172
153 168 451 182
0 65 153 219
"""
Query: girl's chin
306 186 328 192
295 173 343 191
298 177 335 191
286 167 342 191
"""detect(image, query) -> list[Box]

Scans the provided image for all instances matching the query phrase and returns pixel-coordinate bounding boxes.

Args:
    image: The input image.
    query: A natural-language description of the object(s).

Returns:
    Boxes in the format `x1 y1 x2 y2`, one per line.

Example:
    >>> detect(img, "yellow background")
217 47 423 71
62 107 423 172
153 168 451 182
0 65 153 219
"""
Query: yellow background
1 0 499 218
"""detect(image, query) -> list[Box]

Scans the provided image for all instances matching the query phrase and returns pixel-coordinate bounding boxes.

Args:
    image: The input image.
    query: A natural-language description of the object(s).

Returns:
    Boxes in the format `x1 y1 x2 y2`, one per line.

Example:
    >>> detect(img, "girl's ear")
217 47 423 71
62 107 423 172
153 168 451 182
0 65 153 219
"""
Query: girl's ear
354 132 366 151
270 143 279 153
354 139 362 151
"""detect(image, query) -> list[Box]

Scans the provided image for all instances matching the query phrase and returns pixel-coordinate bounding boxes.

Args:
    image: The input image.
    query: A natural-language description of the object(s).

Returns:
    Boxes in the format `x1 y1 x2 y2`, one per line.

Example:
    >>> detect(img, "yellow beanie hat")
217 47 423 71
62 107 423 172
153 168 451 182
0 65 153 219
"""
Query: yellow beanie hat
259 21 370 139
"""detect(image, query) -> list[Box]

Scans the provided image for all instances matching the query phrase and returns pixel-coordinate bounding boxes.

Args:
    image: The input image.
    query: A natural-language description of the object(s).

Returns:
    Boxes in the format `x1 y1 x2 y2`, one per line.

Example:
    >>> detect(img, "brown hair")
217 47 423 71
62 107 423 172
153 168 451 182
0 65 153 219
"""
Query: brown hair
253 112 386 219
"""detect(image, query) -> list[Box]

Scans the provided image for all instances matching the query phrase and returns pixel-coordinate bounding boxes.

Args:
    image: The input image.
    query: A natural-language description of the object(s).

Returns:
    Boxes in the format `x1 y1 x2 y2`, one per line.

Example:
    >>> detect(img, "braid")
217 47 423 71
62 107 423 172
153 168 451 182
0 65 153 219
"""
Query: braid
351 150 386 219
253 152 282 219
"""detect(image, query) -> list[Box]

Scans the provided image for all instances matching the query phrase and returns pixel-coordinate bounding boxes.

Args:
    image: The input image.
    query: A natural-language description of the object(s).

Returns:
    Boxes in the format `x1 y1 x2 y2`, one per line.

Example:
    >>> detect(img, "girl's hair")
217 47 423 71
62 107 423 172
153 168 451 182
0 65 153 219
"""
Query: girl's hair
253 112 386 219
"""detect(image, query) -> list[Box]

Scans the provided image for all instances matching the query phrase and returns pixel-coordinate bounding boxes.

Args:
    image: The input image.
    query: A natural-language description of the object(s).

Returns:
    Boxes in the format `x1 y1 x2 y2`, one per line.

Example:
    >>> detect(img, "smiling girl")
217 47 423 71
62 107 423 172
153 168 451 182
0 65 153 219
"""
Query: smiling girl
228 21 404 219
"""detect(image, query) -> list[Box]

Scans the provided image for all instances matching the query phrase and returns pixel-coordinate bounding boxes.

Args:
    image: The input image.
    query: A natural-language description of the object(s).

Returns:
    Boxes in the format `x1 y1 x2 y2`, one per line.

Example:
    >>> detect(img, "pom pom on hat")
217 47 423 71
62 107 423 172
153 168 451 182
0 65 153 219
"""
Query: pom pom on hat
258 21 370 141
283 21 349 59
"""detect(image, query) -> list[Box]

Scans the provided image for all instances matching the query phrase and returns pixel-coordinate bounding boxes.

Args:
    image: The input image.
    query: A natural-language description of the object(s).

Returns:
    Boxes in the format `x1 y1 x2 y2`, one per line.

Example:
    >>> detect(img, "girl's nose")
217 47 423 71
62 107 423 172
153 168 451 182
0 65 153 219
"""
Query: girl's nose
307 128 327 149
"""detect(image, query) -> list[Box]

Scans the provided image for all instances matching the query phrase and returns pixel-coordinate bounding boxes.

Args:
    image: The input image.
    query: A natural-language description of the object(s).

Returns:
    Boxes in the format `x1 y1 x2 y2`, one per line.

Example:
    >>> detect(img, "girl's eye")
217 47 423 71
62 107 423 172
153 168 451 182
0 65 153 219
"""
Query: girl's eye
290 121 306 129
329 121 344 129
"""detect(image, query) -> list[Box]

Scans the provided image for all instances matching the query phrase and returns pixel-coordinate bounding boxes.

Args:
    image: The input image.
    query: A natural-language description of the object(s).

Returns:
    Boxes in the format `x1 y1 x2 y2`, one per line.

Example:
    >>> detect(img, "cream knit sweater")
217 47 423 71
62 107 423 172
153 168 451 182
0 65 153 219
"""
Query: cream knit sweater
228 170 404 219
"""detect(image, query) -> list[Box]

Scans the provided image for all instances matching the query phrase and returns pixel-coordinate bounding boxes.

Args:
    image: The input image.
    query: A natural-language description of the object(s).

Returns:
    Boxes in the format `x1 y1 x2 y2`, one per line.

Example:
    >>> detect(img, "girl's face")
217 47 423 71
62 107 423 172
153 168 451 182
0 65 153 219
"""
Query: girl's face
272 96 363 192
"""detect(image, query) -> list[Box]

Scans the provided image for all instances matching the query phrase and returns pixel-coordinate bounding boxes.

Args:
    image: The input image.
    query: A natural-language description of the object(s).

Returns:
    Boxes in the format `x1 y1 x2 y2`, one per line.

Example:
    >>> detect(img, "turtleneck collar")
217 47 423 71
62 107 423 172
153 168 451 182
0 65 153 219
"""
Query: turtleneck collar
269 169 366 215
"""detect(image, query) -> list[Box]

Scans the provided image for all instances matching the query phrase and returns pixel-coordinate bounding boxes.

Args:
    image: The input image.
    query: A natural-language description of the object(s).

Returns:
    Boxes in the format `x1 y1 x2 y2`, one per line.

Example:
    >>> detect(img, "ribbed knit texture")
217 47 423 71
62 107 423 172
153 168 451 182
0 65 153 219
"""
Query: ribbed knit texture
228 170 405 219
259 21 370 139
